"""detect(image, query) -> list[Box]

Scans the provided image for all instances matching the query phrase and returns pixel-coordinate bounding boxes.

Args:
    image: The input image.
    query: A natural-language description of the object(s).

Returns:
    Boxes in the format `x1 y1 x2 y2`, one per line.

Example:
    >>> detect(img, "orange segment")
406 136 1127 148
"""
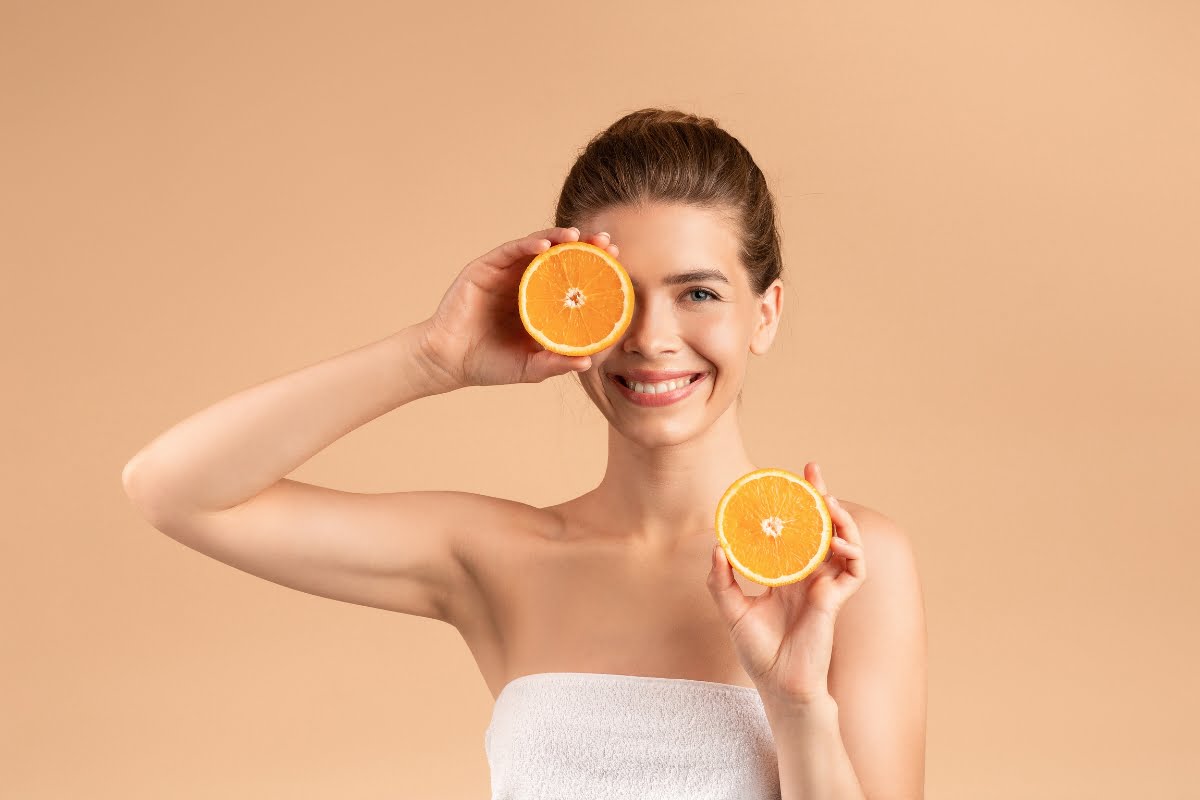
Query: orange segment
518 241 635 356
714 468 833 587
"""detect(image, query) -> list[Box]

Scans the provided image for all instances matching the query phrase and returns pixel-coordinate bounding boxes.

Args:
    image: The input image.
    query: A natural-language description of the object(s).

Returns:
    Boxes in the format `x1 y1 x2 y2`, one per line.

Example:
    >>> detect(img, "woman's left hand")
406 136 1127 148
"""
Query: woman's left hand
706 462 867 706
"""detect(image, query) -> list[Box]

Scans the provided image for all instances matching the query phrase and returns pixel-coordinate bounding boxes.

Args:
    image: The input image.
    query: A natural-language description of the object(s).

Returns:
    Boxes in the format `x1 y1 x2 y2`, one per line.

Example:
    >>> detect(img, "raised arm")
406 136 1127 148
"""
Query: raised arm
121 226 612 625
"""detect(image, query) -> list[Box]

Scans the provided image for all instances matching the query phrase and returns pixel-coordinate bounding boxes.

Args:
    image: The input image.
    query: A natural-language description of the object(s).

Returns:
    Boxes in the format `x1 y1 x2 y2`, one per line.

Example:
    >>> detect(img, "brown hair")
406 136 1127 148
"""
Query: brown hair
554 107 784 405
549 106 777 292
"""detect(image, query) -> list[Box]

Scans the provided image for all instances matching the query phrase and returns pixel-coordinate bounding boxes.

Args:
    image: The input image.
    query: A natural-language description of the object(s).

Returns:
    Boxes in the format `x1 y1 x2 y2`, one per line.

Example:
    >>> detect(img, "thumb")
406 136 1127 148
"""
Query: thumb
526 350 591 382
708 543 752 626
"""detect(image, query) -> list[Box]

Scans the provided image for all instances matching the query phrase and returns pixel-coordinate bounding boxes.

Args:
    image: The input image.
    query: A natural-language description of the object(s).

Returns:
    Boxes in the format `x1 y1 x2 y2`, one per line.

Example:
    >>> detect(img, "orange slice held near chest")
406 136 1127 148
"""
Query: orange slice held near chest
716 469 834 587
518 241 635 356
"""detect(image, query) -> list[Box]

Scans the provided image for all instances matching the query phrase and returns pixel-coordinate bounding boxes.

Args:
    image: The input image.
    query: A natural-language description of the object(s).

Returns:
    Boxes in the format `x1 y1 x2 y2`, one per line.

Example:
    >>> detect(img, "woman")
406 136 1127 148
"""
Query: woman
123 108 927 799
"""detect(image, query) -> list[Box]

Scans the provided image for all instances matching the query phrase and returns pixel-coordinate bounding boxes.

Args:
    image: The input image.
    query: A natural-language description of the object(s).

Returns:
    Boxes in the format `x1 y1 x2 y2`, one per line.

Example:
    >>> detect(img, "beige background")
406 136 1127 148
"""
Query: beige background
3 1 1197 797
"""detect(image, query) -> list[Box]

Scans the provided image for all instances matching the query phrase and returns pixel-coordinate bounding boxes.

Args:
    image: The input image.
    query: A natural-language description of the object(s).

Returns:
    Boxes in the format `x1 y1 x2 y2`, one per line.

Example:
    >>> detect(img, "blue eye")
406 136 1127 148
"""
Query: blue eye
687 287 719 302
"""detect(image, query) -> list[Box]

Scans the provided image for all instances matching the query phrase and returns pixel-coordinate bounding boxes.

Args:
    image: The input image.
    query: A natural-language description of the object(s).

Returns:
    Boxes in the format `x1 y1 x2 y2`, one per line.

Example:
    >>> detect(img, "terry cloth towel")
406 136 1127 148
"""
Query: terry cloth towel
484 671 781 800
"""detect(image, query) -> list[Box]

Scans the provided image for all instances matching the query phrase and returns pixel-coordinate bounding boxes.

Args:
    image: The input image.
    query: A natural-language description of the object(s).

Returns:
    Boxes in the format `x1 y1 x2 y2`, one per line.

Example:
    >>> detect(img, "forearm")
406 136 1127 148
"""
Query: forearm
122 320 455 515
764 695 867 800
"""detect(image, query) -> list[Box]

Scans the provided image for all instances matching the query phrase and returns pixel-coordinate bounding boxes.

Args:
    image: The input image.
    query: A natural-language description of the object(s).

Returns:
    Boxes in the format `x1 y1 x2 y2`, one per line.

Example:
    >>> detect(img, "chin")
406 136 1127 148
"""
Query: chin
617 418 706 448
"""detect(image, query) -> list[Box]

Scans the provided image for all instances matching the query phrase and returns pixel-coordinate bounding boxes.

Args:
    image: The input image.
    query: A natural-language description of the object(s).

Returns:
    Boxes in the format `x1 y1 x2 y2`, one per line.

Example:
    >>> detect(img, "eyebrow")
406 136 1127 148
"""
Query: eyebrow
628 268 732 291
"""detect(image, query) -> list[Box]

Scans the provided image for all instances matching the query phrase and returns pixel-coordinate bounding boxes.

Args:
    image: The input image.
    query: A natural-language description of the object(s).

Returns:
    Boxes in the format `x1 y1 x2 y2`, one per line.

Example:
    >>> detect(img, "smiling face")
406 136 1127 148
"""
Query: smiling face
573 201 783 446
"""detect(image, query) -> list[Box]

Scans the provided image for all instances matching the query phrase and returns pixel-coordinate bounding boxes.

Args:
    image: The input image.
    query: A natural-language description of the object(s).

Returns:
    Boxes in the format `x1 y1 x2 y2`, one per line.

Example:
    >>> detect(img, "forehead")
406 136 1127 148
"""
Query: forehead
585 202 743 287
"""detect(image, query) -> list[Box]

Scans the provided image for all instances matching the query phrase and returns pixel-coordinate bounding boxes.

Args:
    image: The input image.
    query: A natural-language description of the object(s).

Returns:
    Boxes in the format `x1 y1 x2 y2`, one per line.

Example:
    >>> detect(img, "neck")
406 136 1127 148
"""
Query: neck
589 408 756 548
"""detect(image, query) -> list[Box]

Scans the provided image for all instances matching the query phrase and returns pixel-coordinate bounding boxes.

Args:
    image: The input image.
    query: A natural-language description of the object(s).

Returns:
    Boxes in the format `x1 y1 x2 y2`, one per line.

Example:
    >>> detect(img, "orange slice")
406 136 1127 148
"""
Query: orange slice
518 241 635 356
714 468 833 587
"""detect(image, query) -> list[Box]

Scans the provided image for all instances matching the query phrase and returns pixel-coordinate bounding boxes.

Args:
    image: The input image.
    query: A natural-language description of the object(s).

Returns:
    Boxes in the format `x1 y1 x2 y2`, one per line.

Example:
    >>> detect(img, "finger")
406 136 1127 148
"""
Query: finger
707 544 752 626
530 225 580 243
826 497 866 586
830 536 863 559
584 230 618 257
807 462 829 496
830 536 866 585
827 495 862 547
476 227 579 270
475 235 550 270
524 348 592 382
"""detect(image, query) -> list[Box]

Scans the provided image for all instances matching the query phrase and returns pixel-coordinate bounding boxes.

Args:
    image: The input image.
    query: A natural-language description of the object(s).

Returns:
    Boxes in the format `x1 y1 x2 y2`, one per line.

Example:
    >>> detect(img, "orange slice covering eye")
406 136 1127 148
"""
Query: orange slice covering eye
519 241 635 356
715 469 833 587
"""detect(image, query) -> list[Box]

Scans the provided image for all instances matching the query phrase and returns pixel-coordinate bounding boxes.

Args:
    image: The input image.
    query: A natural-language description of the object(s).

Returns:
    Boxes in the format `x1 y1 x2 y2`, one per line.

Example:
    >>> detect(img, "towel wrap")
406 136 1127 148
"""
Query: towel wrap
484 671 781 800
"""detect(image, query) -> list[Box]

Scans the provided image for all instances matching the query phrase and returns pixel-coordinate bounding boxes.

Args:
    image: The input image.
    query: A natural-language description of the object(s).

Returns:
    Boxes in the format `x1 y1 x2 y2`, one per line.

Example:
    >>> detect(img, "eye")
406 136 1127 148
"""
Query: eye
686 287 720 303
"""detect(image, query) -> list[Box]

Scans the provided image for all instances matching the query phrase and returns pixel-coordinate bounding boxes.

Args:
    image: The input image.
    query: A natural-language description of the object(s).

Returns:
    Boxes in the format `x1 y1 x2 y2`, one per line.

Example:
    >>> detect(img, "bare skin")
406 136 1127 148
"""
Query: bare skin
449 493 867 701
426 202 850 700
124 205 860 704
124 206 920 793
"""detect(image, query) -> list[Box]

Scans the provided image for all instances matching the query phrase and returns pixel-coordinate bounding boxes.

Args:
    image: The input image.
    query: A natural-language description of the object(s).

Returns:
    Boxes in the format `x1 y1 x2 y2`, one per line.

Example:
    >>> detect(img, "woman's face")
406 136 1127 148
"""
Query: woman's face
575 202 782 446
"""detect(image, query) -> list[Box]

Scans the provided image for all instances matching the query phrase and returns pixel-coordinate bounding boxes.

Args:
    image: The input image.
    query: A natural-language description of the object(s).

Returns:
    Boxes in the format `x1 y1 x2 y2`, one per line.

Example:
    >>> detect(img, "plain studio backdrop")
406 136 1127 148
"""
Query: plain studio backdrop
3 1 1196 797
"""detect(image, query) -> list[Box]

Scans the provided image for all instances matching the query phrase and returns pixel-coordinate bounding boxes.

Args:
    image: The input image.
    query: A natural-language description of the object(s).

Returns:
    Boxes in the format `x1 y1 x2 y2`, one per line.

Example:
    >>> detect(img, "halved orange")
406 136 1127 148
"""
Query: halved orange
714 468 833 587
518 241 635 356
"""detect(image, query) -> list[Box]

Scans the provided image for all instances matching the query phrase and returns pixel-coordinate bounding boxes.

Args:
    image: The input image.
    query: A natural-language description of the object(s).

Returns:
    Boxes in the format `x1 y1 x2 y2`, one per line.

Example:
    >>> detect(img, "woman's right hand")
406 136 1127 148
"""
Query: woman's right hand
418 225 619 389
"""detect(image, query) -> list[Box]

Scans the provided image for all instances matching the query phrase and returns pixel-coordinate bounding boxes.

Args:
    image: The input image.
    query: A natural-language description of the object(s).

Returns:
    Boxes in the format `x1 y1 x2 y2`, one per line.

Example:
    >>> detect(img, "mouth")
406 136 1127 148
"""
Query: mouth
609 372 707 393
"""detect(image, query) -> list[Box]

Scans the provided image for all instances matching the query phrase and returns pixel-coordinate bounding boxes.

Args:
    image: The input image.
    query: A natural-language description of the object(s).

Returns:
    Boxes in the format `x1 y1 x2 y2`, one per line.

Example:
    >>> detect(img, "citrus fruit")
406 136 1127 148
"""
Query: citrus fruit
714 468 833 587
518 240 635 356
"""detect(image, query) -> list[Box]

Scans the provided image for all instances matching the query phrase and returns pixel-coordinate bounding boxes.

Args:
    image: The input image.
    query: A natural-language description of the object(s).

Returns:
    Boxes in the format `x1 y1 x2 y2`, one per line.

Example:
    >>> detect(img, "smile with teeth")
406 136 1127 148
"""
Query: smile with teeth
616 374 702 394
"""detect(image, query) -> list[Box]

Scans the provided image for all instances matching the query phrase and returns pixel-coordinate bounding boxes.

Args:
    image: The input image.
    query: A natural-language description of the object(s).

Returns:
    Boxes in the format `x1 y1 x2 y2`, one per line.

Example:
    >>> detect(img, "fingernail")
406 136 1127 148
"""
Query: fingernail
598 231 609 238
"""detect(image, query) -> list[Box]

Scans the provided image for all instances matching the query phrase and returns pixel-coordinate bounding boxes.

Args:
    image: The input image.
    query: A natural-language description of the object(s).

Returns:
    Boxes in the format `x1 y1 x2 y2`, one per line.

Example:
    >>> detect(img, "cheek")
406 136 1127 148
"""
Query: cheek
685 323 745 375
586 364 617 397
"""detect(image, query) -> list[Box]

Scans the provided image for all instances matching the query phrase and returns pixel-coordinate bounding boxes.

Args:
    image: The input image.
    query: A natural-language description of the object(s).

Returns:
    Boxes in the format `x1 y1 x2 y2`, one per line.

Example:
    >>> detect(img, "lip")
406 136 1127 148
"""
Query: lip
609 371 708 407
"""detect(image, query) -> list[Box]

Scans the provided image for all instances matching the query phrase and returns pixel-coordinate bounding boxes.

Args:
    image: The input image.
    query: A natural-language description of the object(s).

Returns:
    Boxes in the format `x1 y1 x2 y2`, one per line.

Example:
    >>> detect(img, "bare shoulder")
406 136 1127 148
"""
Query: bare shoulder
830 499 925 639
830 498 926 666
441 491 561 546
439 491 562 615
828 500 929 799
838 500 917 562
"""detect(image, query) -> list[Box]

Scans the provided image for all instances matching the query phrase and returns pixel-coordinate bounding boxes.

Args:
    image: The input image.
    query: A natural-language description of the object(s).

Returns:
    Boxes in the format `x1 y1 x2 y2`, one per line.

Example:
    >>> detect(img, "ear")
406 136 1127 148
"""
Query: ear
749 279 784 356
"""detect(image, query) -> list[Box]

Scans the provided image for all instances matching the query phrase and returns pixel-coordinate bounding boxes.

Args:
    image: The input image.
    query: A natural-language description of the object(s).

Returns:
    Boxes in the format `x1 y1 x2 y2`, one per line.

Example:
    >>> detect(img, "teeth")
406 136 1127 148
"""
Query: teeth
621 375 697 394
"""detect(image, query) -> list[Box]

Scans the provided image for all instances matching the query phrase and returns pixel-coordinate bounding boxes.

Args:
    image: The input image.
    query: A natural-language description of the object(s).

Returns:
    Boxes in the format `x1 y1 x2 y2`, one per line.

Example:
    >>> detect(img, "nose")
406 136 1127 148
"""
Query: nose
620 294 681 358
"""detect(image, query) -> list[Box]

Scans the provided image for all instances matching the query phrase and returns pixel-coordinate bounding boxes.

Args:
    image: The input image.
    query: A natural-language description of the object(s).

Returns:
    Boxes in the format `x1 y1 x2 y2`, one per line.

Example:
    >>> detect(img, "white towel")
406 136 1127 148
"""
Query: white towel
484 671 781 800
